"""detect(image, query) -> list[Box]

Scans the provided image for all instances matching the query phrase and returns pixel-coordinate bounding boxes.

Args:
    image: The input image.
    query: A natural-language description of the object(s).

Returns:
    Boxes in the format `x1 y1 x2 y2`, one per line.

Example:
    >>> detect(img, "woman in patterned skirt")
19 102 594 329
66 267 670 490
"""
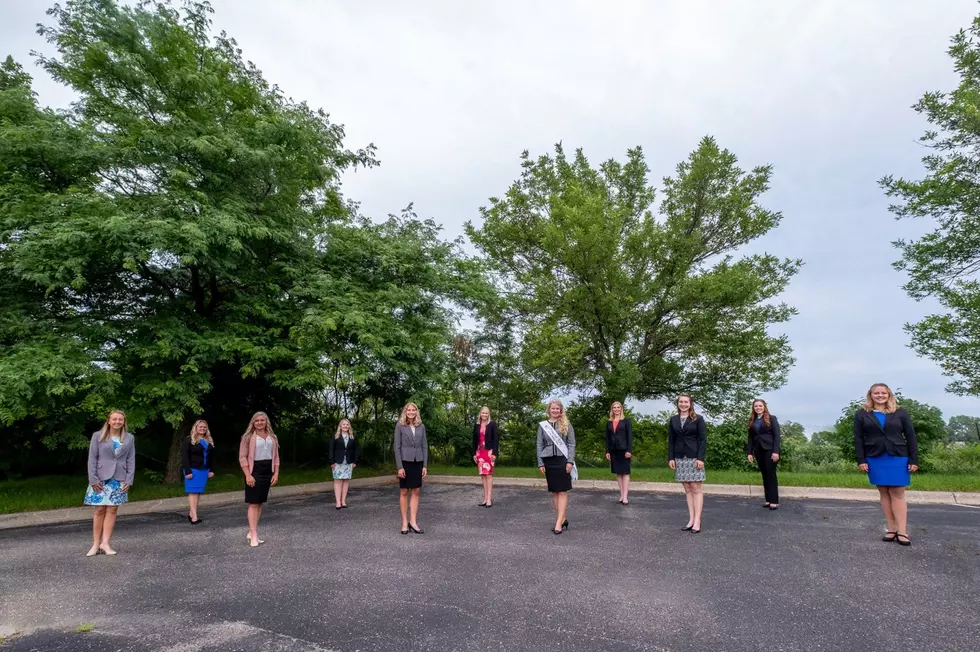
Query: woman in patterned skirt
84 409 136 556
181 419 215 525
667 395 707 533
329 419 360 510
472 407 499 507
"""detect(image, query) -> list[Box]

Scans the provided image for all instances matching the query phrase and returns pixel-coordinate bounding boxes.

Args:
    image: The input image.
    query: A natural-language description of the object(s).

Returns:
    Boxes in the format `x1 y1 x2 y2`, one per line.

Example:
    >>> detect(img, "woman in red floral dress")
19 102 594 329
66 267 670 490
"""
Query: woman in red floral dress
472 407 499 507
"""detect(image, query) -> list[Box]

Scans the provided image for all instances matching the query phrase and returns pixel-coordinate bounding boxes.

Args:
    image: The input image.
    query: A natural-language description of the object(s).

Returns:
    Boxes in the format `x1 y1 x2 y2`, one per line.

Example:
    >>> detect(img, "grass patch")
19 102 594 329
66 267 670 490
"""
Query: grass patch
75 624 94 633
2 464 978 515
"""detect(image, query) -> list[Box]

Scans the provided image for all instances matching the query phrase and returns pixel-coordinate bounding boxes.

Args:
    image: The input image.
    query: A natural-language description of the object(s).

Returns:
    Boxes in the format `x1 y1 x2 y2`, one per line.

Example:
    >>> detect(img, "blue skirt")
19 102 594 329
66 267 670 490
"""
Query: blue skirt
83 478 129 506
184 468 210 494
867 453 910 487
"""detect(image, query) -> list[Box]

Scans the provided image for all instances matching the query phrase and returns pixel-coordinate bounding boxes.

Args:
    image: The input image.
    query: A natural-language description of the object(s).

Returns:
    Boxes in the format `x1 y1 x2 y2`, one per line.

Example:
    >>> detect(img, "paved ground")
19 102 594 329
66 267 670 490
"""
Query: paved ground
1 485 978 652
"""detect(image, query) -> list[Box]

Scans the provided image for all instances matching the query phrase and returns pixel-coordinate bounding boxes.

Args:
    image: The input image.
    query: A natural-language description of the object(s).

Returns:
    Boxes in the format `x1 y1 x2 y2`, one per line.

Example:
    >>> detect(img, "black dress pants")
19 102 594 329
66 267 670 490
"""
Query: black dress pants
754 447 779 504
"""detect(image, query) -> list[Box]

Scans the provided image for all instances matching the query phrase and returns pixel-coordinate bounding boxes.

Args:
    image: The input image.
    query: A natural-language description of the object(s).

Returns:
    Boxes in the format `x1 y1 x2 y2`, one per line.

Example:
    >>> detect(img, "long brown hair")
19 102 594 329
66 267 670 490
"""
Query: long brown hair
746 399 771 428
863 383 898 414
334 419 354 439
241 411 278 445
190 419 216 447
676 395 698 421
98 410 128 443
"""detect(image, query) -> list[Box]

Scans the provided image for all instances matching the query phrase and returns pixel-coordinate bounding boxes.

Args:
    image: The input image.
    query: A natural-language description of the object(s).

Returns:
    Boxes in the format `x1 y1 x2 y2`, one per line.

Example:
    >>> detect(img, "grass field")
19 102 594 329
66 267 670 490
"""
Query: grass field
2 464 978 514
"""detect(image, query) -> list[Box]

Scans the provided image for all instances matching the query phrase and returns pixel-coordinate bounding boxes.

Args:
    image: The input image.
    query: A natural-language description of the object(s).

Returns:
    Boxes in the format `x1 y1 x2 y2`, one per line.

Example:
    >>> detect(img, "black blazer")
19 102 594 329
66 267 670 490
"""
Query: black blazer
472 421 499 457
668 414 707 461
746 415 781 454
329 435 361 465
852 408 918 465
180 437 213 473
605 417 633 453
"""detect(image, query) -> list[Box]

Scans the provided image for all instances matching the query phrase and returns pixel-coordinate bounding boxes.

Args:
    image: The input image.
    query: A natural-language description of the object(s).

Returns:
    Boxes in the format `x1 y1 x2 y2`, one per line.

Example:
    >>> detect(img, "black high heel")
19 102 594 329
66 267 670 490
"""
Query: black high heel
553 528 563 535
562 519 569 531
409 524 424 534
691 525 701 534
400 528 409 535
896 533 911 546
681 524 694 531
478 502 487 507
882 531 898 542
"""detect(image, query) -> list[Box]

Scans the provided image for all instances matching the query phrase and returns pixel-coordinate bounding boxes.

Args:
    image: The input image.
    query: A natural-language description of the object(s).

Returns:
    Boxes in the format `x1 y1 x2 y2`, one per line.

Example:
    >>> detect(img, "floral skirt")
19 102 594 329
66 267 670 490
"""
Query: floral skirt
476 448 494 476
83 478 129 506
333 463 353 480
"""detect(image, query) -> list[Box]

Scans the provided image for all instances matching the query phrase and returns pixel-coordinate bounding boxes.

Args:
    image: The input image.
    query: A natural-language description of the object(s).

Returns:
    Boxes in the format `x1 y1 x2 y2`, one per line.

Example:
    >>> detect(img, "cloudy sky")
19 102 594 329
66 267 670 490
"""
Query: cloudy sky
3 0 980 432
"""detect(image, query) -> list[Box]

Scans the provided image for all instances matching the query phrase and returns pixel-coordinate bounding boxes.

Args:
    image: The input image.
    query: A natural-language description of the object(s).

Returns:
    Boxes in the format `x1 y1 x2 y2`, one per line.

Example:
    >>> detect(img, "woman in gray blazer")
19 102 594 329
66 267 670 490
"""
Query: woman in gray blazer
537 399 575 535
394 402 428 535
83 410 136 557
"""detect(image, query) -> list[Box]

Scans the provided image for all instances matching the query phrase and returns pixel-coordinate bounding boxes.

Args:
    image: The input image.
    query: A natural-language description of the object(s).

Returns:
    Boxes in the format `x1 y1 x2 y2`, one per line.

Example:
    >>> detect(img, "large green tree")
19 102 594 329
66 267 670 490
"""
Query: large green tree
881 12 980 396
466 138 801 413
946 414 980 443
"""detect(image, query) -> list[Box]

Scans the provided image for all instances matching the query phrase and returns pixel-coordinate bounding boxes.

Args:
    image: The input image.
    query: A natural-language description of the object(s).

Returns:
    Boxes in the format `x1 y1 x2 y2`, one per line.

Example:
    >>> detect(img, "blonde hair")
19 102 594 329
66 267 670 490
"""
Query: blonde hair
546 399 570 435
609 401 624 420
676 395 698 422
399 403 422 426
478 406 491 424
334 419 354 439
863 383 898 414
241 411 279 446
190 419 216 447
98 410 128 443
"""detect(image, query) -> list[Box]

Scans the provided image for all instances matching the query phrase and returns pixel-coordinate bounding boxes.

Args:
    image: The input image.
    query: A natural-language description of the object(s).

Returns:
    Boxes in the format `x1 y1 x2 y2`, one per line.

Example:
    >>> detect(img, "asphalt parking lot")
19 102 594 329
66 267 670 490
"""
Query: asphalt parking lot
1 484 978 652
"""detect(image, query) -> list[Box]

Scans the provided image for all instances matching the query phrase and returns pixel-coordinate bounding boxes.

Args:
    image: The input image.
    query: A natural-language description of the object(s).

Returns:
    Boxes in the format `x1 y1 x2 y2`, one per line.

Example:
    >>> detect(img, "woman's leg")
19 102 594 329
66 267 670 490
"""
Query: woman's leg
247 504 260 541
100 506 118 551
877 487 896 533
409 488 421 527
623 474 631 503
90 507 106 554
341 480 350 506
399 488 409 529
334 479 342 507
890 487 909 538
683 483 695 526
480 476 489 504
692 482 704 528
188 493 200 521
486 475 493 505
555 491 568 531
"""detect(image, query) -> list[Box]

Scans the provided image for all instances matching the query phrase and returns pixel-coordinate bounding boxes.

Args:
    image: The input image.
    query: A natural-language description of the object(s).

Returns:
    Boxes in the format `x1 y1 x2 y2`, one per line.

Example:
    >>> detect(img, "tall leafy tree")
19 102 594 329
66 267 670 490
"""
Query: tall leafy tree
946 414 980 443
466 138 801 413
881 12 980 396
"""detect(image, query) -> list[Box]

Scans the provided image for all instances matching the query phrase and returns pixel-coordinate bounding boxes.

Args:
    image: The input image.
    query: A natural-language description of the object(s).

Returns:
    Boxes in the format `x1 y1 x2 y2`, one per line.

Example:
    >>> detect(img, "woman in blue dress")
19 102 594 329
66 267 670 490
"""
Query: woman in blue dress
181 419 215 525
84 410 136 556
853 383 919 546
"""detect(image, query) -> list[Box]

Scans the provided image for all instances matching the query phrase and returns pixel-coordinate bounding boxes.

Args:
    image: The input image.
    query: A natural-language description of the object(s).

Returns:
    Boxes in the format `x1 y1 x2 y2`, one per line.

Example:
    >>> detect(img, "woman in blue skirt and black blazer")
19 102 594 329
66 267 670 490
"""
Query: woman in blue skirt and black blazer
181 419 215 525
668 395 706 533
746 400 781 510
853 383 918 546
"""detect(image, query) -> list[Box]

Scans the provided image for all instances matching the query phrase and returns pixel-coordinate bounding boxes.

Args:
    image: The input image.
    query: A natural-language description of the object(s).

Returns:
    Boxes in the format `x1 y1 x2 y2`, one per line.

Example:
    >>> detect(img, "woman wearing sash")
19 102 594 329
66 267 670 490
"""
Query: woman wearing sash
605 401 633 505
394 402 428 535
537 399 576 535
472 407 498 507
181 419 215 525
667 395 706 533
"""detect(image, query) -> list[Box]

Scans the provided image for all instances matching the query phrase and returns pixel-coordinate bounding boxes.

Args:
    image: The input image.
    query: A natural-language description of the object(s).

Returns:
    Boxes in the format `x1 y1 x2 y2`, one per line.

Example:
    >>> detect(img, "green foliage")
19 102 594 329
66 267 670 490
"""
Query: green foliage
704 421 753 471
830 395 947 462
920 443 980 474
466 138 800 414
946 414 980 442
880 12 980 396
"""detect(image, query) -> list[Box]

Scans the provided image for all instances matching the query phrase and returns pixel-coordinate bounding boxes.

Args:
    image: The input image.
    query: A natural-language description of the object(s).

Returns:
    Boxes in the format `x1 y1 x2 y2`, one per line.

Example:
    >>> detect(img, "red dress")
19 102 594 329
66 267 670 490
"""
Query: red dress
476 424 494 476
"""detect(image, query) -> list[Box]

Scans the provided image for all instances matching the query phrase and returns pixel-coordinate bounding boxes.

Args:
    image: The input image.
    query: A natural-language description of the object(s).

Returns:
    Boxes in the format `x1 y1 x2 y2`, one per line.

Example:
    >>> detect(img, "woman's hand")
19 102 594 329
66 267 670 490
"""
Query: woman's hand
92 483 103 493
271 472 279 486
909 464 919 472
207 472 214 478
490 454 496 463
695 460 705 470
352 464 357 469
330 463 336 469
771 453 780 463
245 474 256 487
538 466 546 475
624 452 632 459
397 468 406 479
605 453 611 461
185 473 193 480
422 467 428 478
120 483 130 493
565 463 573 474
747 454 754 464
473 455 479 464
858 463 869 473
668 460 675 470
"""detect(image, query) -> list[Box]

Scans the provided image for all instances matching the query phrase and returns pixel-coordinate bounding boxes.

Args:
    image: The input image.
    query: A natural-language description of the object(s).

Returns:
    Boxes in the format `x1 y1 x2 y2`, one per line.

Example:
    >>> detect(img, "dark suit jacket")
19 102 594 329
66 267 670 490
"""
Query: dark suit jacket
668 414 707 461
180 437 213 473
472 421 499 457
746 415 781 454
605 418 633 453
852 408 918 465
329 435 361 465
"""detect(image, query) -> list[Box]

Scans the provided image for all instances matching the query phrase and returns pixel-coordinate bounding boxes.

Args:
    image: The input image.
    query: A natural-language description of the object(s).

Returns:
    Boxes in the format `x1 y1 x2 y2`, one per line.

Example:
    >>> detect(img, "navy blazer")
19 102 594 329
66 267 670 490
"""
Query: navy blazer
852 408 918 465
605 417 633 453
472 421 499 457
329 435 361 465
668 414 707 461
180 437 213 473
746 415 781 454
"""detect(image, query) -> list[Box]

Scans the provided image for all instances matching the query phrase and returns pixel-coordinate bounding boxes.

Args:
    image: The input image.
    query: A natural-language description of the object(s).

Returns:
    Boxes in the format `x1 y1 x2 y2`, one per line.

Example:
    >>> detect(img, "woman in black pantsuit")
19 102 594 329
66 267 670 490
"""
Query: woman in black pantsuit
605 401 633 505
746 399 781 510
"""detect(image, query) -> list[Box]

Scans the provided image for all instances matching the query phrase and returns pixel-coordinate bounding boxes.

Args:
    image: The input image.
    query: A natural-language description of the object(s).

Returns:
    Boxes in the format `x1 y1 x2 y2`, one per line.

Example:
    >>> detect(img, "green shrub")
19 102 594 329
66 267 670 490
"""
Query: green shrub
920 443 980 475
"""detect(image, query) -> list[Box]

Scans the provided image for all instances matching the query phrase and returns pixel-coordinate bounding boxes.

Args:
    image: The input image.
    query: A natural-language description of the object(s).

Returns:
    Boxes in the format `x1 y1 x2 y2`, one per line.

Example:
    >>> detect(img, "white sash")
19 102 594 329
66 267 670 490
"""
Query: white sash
540 420 578 481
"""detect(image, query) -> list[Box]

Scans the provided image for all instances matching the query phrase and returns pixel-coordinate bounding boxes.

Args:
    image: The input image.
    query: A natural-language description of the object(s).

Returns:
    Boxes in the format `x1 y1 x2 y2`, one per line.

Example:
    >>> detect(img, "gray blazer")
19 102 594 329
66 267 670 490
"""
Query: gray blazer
393 423 428 469
87 431 136 486
537 421 575 466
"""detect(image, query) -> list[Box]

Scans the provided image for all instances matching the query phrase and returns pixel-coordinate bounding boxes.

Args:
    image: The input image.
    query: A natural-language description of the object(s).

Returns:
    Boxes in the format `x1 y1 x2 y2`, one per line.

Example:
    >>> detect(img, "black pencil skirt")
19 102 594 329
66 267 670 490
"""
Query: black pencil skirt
245 459 273 504
543 455 572 493
609 450 631 475
399 460 423 489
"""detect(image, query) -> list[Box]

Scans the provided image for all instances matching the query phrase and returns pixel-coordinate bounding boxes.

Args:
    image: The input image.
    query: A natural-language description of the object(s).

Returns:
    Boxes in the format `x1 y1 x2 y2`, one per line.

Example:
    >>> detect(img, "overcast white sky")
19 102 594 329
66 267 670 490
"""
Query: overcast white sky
3 0 980 432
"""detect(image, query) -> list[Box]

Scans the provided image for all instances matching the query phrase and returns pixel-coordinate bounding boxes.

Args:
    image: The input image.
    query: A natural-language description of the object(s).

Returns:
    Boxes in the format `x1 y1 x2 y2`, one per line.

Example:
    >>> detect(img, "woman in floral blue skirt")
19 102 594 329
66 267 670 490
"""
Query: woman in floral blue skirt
84 410 136 556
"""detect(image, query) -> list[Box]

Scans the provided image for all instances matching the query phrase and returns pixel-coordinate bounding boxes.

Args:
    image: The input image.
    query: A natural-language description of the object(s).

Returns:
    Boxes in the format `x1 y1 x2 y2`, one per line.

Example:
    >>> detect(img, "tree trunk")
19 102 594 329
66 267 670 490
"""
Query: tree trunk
164 413 195 483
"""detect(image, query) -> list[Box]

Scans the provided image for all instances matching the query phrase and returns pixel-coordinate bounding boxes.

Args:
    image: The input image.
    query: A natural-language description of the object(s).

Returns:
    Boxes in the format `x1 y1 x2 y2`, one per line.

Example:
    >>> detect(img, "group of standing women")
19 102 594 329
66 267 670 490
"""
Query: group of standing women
81 383 920 555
